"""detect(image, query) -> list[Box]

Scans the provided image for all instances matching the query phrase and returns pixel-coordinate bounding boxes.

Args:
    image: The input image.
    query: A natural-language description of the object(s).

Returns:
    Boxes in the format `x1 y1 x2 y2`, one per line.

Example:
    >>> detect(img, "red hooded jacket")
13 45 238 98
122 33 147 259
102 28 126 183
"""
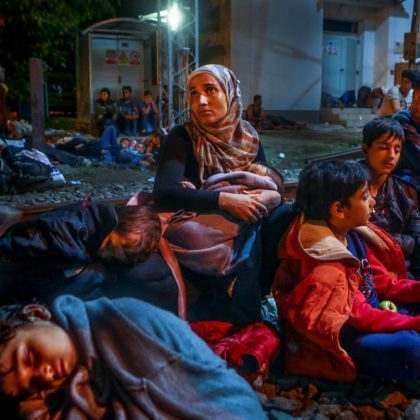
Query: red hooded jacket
272 216 420 382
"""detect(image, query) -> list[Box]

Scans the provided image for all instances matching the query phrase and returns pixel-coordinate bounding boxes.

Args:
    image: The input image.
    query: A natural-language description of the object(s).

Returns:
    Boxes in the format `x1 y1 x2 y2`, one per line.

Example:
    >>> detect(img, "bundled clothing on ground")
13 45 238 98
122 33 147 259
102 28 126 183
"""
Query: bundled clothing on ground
17 295 266 419
273 216 420 382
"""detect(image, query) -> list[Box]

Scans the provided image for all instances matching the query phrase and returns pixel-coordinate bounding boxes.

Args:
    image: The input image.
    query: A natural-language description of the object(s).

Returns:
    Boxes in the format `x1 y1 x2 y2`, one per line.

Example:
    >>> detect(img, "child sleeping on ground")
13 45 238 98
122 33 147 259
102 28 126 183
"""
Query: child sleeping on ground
0 295 266 419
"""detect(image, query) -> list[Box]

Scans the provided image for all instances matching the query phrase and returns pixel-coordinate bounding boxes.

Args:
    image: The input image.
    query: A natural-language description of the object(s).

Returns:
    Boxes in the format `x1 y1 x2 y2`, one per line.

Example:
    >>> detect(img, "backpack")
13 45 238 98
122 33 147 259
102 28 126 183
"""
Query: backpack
0 156 12 194
10 149 66 193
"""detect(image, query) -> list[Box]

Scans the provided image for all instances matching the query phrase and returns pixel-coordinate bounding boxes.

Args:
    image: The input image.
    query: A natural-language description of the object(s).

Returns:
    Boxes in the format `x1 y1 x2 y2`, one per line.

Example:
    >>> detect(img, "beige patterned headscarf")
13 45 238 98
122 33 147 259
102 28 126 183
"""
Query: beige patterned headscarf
185 64 260 182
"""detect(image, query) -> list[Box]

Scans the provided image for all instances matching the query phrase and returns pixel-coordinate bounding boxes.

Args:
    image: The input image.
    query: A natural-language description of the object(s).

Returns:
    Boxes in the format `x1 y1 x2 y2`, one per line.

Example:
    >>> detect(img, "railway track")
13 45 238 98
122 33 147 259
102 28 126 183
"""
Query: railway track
19 182 298 218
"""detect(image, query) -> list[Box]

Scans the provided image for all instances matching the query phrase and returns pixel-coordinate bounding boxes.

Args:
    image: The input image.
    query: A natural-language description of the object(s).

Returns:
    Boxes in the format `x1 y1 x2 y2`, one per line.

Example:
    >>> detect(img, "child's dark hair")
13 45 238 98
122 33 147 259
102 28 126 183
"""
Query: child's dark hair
0 304 33 353
294 160 368 221
401 69 416 83
114 205 161 263
122 85 132 93
100 87 111 96
362 118 404 147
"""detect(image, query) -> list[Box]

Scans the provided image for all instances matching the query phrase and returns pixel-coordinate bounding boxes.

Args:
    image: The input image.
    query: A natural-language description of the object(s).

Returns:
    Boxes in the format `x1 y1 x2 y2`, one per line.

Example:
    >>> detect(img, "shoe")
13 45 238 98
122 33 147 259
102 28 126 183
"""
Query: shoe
0 205 23 236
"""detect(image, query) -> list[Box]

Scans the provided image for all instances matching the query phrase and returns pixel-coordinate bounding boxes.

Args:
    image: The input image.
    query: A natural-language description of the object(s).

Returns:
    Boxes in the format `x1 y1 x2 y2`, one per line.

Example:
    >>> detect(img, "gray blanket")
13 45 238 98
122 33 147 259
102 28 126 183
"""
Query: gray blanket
20 295 266 419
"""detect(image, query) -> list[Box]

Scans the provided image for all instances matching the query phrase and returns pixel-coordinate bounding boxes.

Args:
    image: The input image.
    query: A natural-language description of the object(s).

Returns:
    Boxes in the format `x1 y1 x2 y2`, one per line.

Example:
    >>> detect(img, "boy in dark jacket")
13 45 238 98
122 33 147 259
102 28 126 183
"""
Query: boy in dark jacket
362 117 420 277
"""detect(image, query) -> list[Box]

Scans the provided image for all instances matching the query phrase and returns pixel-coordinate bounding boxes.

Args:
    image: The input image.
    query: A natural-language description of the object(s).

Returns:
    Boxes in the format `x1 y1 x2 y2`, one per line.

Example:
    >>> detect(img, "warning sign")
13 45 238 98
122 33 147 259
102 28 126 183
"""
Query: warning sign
105 49 117 64
129 51 140 65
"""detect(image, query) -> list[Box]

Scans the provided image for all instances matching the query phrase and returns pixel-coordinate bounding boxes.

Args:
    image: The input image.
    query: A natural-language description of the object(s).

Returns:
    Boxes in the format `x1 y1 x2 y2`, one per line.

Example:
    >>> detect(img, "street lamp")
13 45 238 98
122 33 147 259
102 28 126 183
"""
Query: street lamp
167 3 182 31
139 2 182 31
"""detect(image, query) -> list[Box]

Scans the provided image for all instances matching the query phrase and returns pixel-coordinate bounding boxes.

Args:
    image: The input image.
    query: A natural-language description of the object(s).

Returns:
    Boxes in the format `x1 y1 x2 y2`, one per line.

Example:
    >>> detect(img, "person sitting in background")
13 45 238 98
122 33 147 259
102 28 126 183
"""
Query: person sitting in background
273 160 420 383
90 87 120 162
140 130 161 170
139 90 158 134
392 73 420 189
361 118 420 278
117 85 139 136
366 87 385 113
246 94 265 130
378 70 416 117
0 295 266 419
94 87 118 133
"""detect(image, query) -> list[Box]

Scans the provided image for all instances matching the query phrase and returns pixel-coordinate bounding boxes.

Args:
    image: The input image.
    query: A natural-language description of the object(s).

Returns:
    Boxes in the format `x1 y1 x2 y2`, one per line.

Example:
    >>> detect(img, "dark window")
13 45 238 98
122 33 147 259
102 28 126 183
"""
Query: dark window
200 5 220 33
323 19 358 34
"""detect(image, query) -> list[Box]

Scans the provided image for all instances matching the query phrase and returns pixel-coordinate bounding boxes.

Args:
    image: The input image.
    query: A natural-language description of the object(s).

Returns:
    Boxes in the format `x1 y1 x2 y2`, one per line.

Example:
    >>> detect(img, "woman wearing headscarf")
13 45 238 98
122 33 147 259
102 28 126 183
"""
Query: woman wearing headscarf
154 65 294 322
154 64 270 222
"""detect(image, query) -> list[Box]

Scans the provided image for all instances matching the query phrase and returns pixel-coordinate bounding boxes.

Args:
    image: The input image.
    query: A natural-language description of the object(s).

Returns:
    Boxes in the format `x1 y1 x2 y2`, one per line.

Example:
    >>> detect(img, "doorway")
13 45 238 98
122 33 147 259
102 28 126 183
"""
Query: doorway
322 34 360 99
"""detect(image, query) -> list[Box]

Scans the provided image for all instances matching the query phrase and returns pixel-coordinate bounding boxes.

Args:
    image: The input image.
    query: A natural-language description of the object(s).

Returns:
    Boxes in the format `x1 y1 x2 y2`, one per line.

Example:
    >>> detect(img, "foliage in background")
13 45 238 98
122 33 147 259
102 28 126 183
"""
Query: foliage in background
0 0 120 103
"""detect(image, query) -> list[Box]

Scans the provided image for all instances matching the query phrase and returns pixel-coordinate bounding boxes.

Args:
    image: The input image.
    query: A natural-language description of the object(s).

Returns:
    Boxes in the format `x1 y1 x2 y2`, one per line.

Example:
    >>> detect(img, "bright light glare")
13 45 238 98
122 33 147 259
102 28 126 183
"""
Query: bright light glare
167 3 181 31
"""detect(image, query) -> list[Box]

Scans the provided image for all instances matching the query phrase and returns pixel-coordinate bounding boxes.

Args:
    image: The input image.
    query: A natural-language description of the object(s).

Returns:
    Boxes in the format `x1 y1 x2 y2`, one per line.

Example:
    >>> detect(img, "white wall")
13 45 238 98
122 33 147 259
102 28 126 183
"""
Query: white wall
359 28 375 87
366 0 412 89
230 0 323 111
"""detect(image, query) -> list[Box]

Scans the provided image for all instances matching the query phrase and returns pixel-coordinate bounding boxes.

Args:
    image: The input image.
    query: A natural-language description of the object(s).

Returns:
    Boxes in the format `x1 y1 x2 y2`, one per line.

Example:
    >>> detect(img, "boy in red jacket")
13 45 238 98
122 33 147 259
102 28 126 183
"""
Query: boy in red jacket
272 160 420 382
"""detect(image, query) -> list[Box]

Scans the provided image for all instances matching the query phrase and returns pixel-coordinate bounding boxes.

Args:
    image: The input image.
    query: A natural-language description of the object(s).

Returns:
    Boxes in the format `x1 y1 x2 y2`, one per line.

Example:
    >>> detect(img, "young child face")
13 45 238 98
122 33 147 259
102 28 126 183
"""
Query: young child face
363 134 402 176
134 143 145 153
342 182 375 229
0 321 77 398
120 138 131 149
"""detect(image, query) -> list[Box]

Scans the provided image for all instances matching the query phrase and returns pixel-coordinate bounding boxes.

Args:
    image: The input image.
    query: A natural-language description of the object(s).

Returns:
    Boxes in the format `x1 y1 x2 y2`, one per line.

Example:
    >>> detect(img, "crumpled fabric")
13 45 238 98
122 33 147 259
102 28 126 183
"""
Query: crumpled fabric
191 320 281 382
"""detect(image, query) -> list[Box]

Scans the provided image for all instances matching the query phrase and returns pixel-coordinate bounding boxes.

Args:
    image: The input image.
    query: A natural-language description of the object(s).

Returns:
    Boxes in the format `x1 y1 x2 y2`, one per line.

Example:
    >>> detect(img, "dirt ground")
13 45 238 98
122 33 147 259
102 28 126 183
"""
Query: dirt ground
260 124 362 170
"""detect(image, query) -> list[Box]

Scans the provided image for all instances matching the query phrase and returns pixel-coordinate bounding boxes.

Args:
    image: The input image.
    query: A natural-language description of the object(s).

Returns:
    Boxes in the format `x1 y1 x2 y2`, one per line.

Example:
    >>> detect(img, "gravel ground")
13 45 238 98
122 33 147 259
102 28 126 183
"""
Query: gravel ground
0 124 361 208
0 164 156 208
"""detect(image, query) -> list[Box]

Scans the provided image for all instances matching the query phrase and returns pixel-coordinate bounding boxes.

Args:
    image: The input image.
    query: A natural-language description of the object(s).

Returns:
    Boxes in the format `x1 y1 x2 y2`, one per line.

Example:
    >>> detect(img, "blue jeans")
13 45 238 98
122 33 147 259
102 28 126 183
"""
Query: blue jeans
118 149 144 165
342 304 420 380
117 115 137 136
93 125 119 162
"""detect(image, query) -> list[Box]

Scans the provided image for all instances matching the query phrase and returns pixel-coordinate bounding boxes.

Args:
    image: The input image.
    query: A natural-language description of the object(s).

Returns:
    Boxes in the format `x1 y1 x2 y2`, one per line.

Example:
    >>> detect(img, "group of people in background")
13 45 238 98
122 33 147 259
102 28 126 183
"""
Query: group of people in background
0 63 419 418
94 86 158 136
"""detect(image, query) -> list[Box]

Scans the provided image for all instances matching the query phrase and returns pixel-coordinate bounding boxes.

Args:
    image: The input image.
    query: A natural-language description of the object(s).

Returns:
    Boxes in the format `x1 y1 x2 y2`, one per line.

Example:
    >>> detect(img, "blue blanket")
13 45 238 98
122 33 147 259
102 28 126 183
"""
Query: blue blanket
20 295 266 419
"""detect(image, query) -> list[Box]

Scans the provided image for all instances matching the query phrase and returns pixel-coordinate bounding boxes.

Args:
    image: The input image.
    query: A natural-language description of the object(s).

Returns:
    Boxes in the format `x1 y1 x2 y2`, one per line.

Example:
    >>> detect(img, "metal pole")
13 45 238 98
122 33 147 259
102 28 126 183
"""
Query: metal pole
194 0 199 69
167 0 174 128
29 58 45 150
157 0 163 129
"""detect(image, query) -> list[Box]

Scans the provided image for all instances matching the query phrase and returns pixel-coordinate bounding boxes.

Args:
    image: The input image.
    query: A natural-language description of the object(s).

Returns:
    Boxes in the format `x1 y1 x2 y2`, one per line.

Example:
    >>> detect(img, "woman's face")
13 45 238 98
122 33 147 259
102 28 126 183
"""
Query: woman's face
0 321 78 399
188 73 228 126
